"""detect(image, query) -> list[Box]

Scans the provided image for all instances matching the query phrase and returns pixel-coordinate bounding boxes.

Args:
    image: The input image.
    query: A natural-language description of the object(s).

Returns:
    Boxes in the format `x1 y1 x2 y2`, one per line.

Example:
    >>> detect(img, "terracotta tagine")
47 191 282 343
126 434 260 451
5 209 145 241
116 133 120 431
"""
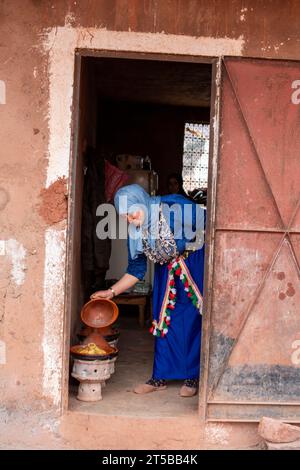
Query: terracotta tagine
70 298 119 402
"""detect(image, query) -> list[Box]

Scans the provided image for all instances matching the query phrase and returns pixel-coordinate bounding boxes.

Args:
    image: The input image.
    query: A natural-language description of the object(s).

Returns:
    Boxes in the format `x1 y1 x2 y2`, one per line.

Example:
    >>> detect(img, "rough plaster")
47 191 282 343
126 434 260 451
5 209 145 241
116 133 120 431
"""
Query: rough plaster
38 177 68 225
35 24 262 450
42 227 66 407
0 408 261 450
205 422 231 446
41 25 244 412
42 26 244 188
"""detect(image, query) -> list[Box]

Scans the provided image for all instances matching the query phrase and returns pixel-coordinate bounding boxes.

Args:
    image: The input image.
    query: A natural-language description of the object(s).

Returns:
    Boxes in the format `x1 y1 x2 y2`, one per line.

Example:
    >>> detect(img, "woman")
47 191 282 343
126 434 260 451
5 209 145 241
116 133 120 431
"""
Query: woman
167 172 189 198
91 184 205 397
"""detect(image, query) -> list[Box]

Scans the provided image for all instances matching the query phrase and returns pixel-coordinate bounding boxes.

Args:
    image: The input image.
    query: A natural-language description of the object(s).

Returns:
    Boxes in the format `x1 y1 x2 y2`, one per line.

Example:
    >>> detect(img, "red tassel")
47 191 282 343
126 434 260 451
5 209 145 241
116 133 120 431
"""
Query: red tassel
187 292 192 298
170 279 175 286
175 268 181 276
168 304 175 310
149 326 154 333
184 280 189 288
169 292 175 300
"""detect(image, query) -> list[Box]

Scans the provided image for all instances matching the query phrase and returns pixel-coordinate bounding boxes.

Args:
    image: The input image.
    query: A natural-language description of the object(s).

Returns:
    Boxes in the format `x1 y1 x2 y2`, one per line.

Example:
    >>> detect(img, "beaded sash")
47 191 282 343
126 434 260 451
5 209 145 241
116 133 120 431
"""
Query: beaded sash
141 206 203 337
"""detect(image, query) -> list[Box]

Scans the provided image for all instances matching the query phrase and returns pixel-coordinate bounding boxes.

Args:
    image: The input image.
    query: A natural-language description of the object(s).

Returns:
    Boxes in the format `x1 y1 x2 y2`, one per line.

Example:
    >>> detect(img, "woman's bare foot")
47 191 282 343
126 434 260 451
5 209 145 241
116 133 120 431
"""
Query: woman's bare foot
179 385 197 397
179 379 198 397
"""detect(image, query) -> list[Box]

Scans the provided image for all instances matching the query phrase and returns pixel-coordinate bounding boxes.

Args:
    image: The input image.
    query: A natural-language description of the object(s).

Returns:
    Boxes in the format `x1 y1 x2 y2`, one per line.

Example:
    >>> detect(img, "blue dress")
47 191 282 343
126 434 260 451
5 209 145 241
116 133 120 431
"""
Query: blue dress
126 195 205 380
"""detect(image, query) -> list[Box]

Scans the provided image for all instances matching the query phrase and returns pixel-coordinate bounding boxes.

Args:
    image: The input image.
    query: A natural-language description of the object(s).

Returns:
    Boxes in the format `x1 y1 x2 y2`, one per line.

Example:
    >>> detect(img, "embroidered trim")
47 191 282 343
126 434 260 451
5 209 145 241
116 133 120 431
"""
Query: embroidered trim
142 208 178 264
184 379 199 388
146 378 167 387
149 255 203 337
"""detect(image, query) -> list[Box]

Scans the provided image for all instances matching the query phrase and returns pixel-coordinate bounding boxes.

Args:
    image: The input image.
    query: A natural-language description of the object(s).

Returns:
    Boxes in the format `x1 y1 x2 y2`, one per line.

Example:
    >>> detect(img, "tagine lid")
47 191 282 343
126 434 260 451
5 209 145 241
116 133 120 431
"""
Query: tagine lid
80 298 119 328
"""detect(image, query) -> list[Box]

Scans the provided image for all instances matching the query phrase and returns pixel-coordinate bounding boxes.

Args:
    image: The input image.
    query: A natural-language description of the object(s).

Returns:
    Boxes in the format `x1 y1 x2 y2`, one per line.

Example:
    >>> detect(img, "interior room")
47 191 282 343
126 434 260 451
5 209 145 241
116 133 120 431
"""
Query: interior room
68 54 212 417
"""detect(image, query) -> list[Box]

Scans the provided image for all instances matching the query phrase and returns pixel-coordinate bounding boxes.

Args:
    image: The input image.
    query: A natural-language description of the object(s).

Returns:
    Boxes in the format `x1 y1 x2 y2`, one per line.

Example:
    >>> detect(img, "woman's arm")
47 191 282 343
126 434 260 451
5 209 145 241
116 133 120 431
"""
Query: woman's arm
91 241 147 300
91 273 139 300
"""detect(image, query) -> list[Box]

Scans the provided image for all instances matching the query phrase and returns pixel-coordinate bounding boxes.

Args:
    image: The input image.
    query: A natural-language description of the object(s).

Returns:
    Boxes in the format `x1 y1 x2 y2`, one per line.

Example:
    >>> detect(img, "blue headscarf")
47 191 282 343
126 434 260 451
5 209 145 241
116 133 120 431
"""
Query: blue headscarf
114 184 161 259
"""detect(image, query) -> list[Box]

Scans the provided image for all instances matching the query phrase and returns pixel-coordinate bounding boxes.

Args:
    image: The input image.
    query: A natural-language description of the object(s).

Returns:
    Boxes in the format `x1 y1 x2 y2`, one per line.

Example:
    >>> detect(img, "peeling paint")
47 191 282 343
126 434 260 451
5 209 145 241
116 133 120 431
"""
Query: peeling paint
205 423 231 446
239 7 248 22
0 340 6 365
214 365 300 401
0 81 5 104
291 340 300 365
38 177 68 225
5 240 27 286
64 11 76 28
42 228 66 407
0 188 9 211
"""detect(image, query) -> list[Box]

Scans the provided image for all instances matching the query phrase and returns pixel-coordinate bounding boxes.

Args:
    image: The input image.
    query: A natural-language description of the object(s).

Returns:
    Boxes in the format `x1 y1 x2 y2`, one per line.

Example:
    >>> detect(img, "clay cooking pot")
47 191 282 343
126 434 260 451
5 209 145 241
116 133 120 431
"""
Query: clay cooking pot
81 298 119 328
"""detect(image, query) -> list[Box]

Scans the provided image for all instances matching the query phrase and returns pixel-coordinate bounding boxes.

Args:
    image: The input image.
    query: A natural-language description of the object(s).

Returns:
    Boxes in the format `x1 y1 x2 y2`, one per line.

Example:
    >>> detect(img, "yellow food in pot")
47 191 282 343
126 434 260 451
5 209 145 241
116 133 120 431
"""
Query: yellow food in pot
78 343 107 355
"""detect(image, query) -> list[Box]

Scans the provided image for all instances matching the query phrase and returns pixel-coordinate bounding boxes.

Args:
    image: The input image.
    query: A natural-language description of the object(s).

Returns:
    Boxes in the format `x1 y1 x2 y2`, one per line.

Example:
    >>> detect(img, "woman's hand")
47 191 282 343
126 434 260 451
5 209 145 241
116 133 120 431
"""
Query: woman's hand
90 289 113 300
90 274 138 301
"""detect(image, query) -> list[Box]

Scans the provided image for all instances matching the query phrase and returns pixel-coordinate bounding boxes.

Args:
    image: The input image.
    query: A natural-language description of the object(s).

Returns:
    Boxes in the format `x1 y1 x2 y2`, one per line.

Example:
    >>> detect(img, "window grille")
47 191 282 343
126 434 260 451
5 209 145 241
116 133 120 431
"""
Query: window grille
182 123 210 192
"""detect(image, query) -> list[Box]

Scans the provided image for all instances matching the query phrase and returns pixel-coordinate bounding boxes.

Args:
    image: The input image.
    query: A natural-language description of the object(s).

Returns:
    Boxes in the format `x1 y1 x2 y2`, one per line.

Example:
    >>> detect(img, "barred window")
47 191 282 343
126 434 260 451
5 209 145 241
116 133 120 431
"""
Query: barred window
182 123 210 192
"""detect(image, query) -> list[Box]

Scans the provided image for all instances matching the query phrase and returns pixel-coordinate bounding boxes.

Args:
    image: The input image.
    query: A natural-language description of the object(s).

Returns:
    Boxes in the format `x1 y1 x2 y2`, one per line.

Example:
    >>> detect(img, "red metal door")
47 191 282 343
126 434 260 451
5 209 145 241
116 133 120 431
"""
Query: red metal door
201 57 300 422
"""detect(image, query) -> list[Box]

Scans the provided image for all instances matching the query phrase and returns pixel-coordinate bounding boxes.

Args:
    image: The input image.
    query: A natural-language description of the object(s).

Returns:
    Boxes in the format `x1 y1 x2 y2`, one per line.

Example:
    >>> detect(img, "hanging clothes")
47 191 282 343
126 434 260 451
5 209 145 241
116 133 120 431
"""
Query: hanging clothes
81 147 111 300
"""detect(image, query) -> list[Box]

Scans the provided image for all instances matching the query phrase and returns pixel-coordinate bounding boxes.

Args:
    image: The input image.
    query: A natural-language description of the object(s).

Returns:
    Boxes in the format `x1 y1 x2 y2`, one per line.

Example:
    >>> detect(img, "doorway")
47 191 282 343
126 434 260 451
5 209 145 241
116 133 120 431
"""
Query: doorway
66 52 215 418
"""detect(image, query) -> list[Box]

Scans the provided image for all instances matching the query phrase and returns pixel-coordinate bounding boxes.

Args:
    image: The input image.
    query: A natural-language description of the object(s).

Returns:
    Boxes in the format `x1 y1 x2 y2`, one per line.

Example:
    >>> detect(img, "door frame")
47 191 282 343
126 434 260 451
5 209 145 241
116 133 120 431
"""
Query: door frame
198 57 222 423
63 49 220 415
